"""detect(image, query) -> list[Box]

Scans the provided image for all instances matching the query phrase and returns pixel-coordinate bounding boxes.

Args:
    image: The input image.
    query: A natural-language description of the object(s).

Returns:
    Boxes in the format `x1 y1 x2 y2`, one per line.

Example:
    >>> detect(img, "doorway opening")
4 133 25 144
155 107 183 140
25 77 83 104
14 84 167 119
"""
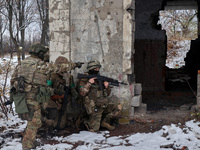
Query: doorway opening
158 9 198 95
158 9 198 93
143 9 198 111
134 0 200 111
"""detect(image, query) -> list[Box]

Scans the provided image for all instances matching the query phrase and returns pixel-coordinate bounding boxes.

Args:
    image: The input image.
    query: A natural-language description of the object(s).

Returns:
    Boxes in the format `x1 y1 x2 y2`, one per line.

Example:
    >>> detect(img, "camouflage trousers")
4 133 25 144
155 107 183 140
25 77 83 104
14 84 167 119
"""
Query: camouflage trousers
102 103 119 122
84 102 119 131
22 99 57 149
22 99 42 149
84 106 104 132
41 99 57 126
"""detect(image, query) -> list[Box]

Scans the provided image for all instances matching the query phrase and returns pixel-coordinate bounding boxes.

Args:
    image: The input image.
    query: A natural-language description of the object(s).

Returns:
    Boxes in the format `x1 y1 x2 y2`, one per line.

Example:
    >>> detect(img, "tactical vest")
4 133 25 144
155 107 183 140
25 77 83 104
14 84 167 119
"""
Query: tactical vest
88 84 102 99
87 83 108 105
18 57 48 92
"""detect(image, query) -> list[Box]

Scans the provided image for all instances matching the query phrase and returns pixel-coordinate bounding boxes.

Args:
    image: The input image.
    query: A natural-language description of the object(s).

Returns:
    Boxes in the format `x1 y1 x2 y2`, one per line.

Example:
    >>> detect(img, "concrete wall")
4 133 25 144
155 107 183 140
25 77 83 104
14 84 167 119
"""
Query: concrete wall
49 0 141 118
49 0 71 60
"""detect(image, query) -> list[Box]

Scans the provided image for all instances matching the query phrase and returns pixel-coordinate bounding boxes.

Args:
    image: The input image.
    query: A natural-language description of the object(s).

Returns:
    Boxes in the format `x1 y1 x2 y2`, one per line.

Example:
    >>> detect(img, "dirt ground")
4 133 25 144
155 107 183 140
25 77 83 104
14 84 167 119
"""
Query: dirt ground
1 104 198 149
42 105 196 139
110 107 195 136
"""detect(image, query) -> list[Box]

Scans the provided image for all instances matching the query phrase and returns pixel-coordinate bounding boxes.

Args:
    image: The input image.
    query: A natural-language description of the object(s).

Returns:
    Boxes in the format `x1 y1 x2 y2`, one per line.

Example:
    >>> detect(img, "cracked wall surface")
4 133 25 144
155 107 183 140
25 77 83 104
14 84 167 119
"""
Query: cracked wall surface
49 0 71 60
49 0 138 117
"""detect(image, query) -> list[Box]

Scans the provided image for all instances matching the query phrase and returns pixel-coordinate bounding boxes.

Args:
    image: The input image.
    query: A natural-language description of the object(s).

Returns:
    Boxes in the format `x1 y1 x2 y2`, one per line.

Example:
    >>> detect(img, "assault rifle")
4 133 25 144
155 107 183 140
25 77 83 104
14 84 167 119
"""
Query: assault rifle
75 62 84 68
56 73 71 129
77 73 127 91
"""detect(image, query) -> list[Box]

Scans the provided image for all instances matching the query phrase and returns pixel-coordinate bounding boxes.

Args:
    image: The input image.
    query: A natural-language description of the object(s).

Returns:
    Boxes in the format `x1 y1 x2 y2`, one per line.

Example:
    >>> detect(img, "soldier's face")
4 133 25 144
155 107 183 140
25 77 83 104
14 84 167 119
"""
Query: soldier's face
94 68 100 71
89 67 100 75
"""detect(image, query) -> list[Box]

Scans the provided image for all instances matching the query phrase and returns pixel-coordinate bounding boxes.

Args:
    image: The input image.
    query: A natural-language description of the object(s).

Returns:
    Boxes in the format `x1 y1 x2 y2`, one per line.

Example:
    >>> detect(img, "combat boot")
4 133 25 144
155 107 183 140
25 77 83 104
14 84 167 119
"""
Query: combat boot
23 141 40 150
84 121 95 132
32 140 41 148
101 121 115 131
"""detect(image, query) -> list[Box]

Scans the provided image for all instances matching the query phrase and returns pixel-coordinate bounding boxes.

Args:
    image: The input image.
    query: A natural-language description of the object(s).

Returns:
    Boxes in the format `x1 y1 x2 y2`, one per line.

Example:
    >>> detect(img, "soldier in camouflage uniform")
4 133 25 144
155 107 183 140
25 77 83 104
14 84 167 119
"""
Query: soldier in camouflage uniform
6 43 82 150
50 56 79 129
78 60 122 132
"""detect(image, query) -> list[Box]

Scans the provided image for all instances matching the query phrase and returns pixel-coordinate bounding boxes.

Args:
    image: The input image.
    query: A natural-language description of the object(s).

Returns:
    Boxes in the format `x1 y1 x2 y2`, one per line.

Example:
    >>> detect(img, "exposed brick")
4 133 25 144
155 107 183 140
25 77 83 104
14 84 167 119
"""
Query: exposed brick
131 95 142 107
129 106 135 118
134 83 142 95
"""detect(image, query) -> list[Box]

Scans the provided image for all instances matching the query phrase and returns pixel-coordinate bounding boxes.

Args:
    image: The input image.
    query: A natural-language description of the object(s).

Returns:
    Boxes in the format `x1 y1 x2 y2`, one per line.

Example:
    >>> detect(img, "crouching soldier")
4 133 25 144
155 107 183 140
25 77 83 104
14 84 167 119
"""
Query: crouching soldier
78 60 122 132
4 43 83 150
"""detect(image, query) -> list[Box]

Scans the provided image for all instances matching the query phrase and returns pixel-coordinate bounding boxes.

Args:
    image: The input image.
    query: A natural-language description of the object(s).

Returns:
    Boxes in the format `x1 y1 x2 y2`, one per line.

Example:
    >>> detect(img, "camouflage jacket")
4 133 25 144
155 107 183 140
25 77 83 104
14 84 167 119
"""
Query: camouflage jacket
11 56 77 97
51 73 66 95
79 73 111 101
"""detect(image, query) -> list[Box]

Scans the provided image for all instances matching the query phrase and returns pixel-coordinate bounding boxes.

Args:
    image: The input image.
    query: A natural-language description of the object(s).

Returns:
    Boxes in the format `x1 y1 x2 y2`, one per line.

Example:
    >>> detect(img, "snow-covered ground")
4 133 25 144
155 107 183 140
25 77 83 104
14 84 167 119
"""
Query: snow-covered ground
1 55 200 150
1 113 200 150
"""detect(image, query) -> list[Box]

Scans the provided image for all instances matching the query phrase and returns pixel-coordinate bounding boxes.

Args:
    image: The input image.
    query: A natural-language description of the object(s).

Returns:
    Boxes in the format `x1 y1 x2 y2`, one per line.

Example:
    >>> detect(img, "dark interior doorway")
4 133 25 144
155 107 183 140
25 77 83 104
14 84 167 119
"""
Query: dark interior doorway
135 0 199 111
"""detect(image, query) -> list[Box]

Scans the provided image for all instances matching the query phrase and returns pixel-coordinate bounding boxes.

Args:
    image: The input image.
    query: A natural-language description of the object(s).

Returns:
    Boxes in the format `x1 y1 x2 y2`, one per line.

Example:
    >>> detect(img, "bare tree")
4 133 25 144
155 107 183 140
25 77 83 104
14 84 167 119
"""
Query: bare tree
0 0 38 62
0 2 8 57
36 0 49 46
0 14 7 57
159 10 198 39
15 0 37 59
158 10 198 68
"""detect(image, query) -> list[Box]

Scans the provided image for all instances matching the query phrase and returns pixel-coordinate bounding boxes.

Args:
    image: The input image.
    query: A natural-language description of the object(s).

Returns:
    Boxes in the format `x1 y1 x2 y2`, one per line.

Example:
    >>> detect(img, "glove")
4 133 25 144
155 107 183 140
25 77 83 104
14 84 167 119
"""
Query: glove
4 101 13 106
75 62 84 68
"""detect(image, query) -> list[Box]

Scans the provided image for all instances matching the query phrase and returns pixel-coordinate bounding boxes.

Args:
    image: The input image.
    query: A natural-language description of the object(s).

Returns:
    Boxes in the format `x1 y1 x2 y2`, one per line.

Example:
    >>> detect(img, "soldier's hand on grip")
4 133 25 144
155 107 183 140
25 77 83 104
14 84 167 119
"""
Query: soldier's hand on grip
75 62 84 68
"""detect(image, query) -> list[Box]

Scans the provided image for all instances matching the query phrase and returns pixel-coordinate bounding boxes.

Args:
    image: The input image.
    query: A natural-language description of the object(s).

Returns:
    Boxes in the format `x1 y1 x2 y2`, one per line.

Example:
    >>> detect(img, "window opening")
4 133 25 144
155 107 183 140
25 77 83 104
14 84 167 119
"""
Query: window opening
158 9 198 69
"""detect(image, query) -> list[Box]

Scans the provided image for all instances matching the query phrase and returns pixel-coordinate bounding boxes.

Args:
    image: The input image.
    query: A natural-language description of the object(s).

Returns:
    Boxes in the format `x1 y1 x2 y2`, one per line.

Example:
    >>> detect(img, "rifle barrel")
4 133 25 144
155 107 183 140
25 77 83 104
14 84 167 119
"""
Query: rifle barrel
77 73 128 85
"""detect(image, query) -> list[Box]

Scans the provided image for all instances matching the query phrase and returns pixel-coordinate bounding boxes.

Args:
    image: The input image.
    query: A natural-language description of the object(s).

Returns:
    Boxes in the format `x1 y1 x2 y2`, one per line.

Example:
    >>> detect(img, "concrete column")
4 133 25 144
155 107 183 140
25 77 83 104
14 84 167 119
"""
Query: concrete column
49 0 71 62
123 0 133 74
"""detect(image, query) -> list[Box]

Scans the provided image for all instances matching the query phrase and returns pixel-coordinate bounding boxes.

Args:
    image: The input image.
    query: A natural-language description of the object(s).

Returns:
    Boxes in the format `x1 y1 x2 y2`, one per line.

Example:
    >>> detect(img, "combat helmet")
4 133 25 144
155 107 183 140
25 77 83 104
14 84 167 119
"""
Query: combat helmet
29 43 49 60
87 60 101 70
55 56 69 65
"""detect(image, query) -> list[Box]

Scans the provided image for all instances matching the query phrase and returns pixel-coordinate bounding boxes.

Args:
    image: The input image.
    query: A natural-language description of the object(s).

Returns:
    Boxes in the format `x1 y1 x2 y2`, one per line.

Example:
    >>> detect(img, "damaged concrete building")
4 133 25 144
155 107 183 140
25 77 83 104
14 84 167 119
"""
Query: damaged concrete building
49 0 200 119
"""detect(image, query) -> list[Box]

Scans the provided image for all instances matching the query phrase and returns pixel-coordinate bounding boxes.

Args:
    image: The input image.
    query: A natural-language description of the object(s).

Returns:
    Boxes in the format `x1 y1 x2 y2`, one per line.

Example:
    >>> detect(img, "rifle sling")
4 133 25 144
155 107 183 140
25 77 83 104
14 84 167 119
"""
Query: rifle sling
56 86 69 129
